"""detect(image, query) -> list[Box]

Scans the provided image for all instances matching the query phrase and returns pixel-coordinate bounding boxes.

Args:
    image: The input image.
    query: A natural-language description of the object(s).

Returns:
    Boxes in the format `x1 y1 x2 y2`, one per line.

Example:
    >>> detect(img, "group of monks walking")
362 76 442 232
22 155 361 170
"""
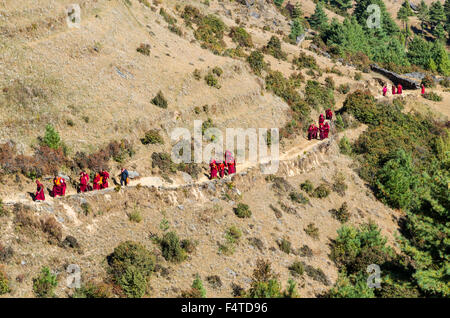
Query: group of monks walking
383 83 403 96
34 169 116 202
210 150 236 180
308 108 332 141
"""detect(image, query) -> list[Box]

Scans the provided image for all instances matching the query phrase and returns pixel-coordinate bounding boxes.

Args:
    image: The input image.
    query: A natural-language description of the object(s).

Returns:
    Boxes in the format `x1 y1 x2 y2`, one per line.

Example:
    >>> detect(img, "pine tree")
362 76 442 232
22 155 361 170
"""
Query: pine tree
330 0 353 12
429 1 446 28
417 0 429 34
397 0 414 45
309 1 328 31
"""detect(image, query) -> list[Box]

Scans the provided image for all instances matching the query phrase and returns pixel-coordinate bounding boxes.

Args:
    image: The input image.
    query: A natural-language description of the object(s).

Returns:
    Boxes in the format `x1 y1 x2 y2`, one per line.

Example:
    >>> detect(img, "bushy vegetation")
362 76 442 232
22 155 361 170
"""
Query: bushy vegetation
151 90 168 109
229 27 253 47
182 6 227 54
423 91 443 101
181 274 207 298
72 281 113 298
141 129 164 145
247 50 266 75
304 223 319 240
304 80 335 111
234 203 251 218
33 266 58 298
338 89 449 297
312 183 331 198
107 241 155 298
292 52 318 70
0 266 9 295
300 180 314 194
330 202 351 223
137 43 151 56
262 36 287 60
158 231 187 263
289 191 309 204
245 259 298 298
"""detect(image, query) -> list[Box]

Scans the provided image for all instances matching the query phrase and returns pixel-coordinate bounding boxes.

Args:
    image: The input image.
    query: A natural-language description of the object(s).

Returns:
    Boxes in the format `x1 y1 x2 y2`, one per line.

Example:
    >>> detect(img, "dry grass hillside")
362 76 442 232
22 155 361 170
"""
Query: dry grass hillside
0 0 448 298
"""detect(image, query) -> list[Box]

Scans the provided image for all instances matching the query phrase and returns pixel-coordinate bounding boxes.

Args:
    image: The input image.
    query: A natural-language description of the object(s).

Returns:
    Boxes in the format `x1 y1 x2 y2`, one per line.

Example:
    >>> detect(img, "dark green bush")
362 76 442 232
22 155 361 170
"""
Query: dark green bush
234 203 251 218
159 231 187 263
0 266 9 295
33 266 58 298
304 80 335 111
300 180 314 194
312 184 330 198
331 202 350 223
293 52 318 70
141 129 164 145
205 72 220 88
151 90 168 109
304 223 319 239
278 238 291 254
72 281 114 298
423 92 442 101
247 50 266 75
289 191 309 204
229 27 253 47
288 261 304 277
262 36 287 60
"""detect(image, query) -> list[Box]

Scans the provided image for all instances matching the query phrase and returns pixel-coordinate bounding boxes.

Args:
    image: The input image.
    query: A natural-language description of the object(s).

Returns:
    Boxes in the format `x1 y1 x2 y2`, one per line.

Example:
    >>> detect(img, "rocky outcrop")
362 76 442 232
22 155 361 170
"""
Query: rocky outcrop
370 64 420 89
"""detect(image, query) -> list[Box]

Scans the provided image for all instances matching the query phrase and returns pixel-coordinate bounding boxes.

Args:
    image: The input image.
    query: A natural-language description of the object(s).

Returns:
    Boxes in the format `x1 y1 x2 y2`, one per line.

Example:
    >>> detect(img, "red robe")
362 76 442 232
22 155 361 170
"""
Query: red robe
227 161 236 174
392 85 396 95
100 171 109 189
325 109 333 121
421 85 425 95
93 174 102 190
397 84 403 94
218 163 225 178
79 173 89 192
35 182 45 201
308 124 315 140
319 124 325 140
319 114 325 125
313 126 318 139
210 162 218 179
382 86 387 96
324 123 330 138
52 177 65 197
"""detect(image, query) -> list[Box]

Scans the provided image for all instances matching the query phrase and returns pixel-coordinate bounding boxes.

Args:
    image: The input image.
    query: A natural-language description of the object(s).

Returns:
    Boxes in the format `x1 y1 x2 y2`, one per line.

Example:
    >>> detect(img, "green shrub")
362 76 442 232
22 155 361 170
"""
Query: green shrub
288 261 304 277
332 172 348 196
325 76 335 90
193 14 227 54
128 209 142 223
262 36 287 60
338 83 350 94
247 50 266 75
229 27 253 47
159 231 187 263
312 184 330 198
137 43 151 56
278 238 291 254
117 266 147 298
226 225 242 243
339 136 352 155
331 202 351 223
72 281 113 298
304 223 319 239
423 92 442 101
439 78 450 88
141 129 164 145
151 90 168 109
107 241 155 287
300 180 314 194
181 274 207 298
293 52 318 70
304 80 334 110
354 72 362 81
234 203 252 218
421 75 435 88
151 152 177 173
33 266 58 298
0 266 9 295
42 124 61 150
341 90 378 125
212 66 223 77
205 72 220 88
289 191 309 204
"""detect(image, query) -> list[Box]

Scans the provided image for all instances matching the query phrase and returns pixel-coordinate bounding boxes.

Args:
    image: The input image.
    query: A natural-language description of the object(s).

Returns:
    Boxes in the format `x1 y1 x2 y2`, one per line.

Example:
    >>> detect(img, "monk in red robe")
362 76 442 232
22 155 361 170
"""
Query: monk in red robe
382 85 387 96
319 114 325 125
227 159 236 175
392 85 396 95
397 84 403 95
324 122 330 138
218 161 225 178
308 124 315 140
93 173 102 190
312 125 318 139
100 170 110 189
35 180 45 201
79 172 89 193
209 160 218 180
421 84 425 95
326 109 333 121
52 176 65 197
319 123 325 140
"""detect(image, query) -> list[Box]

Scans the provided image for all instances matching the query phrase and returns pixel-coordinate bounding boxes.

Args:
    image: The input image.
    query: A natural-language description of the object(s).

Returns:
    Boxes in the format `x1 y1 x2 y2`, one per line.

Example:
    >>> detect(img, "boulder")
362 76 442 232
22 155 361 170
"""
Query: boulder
370 64 420 89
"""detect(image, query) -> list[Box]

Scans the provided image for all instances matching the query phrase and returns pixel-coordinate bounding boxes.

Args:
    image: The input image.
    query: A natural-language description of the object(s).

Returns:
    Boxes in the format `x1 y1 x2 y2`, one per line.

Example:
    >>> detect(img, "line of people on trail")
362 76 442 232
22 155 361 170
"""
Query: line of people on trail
210 150 236 180
383 83 426 97
308 108 332 141
34 168 129 202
